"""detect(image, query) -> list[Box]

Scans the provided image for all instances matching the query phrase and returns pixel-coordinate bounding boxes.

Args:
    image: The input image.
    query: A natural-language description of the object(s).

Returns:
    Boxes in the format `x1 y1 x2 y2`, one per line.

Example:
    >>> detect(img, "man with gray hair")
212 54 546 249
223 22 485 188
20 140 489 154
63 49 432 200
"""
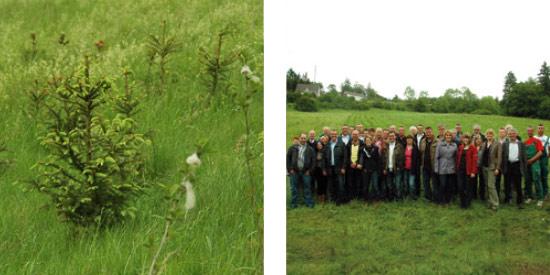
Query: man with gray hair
505 124 522 141
502 128 527 208
473 125 487 143
307 130 318 151
318 126 331 141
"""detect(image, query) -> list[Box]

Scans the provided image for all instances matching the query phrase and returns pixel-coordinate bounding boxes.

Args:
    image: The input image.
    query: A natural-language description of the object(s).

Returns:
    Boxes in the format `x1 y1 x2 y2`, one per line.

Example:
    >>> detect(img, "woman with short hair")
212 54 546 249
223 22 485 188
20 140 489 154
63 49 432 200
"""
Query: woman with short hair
434 131 458 208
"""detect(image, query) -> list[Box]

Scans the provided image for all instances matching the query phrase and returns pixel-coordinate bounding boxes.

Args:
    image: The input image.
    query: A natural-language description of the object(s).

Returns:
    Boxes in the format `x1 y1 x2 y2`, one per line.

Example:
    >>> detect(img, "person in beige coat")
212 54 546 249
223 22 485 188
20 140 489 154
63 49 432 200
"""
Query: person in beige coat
478 129 502 211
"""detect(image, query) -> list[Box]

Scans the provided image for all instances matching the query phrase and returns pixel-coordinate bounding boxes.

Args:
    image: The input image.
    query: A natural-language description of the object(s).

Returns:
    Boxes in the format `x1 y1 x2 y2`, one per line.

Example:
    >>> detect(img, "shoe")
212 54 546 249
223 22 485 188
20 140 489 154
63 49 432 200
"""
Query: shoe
525 199 532 204
537 201 543 208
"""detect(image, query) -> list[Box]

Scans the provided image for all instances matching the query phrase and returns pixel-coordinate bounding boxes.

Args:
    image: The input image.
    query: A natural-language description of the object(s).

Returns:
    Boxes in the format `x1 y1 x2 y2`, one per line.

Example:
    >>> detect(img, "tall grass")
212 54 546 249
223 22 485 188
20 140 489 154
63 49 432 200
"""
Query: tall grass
0 0 263 273
287 109 550 274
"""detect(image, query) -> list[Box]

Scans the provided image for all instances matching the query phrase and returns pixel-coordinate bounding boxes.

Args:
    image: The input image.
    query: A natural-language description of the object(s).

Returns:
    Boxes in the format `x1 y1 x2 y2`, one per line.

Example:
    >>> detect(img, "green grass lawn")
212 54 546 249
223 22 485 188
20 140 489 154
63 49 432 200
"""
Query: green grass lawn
0 0 263 274
287 109 550 274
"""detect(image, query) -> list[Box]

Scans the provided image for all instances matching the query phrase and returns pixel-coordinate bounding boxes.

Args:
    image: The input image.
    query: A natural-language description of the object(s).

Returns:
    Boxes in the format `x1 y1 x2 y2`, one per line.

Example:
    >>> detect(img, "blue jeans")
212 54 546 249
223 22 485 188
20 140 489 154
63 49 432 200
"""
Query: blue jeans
290 171 314 208
422 168 436 201
403 169 416 199
363 170 379 201
386 170 403 201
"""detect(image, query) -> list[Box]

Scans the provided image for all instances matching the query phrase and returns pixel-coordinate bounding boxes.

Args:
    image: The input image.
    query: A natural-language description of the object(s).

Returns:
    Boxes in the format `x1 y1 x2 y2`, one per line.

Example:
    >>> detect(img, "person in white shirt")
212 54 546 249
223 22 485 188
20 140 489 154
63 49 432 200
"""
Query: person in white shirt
535 124 550 199
502 128 527 208
339 124 351 145
382 132 405 201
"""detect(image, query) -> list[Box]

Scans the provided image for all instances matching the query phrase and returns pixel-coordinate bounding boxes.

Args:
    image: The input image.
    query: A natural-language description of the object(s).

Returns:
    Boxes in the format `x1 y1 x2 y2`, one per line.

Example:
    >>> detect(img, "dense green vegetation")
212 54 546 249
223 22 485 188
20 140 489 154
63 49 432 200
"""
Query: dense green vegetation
287 62 550 118
287 109 550 274
0 0 263 273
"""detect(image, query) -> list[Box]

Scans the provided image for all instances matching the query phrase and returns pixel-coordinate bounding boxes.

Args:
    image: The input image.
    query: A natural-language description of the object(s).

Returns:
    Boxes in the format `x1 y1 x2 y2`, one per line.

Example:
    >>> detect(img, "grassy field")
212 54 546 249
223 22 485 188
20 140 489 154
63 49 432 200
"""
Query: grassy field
287 109 550 274
0 0 263 274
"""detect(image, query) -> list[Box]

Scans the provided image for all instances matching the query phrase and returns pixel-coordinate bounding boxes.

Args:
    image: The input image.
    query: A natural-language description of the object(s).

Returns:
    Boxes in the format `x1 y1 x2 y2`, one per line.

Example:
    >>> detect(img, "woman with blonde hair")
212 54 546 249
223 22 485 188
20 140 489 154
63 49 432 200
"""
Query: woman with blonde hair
479 128 502 211
434 130 458 208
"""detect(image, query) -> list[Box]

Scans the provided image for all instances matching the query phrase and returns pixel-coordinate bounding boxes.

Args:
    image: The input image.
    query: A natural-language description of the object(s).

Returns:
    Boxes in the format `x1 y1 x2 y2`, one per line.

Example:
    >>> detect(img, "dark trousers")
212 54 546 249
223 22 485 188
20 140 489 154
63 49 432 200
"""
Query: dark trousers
475 169 486 200
378 174 387 201
422 167 437 201
349 167 362 201
415 172 421 197
504 161 523 205
385 170 403 201
457 169 474 208
438 174 454 204
362 170 379 202
328 167 346 204
314 168 327 196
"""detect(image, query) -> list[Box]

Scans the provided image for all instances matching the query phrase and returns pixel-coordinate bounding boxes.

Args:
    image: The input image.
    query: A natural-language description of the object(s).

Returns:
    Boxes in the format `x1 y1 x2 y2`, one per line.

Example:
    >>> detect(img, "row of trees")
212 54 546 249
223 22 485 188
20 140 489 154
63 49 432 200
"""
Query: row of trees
400 86 500 115
501 62 550 119
287 62 549 119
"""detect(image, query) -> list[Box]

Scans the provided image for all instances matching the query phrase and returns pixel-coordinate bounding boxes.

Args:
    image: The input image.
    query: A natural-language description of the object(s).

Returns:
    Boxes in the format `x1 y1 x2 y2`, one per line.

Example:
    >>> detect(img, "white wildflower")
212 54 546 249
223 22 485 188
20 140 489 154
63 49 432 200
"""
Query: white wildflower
186 153 201 166
240 65 253 77
181 180 196 210
250 75 261 84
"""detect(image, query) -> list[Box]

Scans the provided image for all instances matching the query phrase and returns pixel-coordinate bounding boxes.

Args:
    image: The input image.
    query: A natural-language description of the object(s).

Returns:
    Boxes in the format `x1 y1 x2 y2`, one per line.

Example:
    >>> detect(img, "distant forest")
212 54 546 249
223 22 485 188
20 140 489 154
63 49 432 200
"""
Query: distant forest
286 62 550 120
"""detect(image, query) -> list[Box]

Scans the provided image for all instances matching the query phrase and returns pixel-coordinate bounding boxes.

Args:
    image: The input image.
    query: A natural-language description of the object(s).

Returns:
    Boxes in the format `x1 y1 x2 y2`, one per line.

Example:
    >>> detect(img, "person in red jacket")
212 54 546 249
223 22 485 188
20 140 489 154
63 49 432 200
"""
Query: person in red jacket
456 133 478 209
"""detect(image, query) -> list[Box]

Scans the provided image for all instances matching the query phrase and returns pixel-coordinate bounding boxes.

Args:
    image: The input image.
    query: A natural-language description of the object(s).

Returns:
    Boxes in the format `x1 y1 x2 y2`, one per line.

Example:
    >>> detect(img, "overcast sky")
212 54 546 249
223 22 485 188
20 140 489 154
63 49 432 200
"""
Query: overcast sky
285 0 550 99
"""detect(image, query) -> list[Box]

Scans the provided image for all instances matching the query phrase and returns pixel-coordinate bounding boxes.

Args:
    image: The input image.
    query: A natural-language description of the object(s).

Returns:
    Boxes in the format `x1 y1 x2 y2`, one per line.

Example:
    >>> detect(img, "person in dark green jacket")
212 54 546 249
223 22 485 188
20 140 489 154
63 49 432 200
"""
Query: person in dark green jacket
287 133 316 209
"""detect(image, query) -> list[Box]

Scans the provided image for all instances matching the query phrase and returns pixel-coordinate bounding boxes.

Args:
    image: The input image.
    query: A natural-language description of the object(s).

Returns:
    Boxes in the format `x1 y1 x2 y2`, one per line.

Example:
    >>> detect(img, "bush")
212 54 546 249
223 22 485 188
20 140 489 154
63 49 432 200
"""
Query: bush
23 56 149 227
350 100 370 110
287 90 300 103
295 94 319 112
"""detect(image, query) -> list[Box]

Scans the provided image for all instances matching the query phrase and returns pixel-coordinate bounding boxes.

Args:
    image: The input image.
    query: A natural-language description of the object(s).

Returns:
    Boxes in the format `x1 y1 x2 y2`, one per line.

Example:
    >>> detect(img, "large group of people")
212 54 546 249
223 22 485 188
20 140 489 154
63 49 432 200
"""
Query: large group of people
287 123 550 211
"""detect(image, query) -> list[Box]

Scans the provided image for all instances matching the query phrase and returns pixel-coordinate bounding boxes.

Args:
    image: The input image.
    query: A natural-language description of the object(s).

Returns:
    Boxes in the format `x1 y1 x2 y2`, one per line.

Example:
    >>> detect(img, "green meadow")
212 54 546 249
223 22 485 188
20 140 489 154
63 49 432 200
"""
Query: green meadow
0 0 263 274
287 109 550 274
